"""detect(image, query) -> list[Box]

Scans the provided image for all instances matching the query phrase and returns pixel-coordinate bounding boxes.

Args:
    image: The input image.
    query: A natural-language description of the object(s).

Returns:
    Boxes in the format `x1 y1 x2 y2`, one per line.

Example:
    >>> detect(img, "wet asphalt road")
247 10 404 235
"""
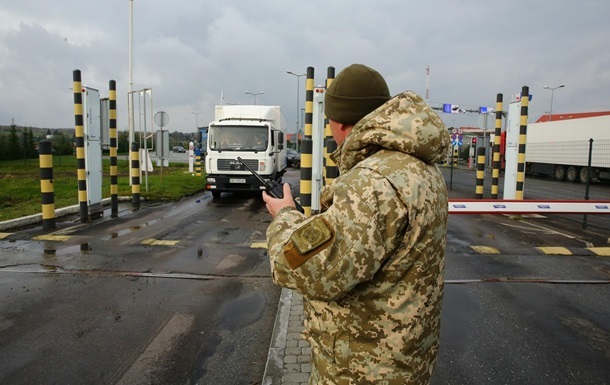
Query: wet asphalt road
0 184 281 384
1 167 609 384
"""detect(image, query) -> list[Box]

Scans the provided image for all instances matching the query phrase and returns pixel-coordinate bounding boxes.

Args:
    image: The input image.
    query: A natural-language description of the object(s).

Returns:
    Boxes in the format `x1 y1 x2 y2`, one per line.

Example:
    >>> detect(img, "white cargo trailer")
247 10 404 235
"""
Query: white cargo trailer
525 115 610 182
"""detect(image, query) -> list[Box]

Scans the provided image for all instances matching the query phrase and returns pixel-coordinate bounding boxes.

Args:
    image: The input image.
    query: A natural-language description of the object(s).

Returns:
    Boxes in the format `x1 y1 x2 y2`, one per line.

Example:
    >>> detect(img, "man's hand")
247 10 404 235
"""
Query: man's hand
262 183 295 218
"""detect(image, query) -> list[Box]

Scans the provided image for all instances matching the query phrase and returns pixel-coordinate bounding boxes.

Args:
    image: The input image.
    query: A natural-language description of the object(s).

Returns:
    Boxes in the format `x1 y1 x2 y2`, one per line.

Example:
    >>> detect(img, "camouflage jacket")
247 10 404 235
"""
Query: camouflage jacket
266 91 451 385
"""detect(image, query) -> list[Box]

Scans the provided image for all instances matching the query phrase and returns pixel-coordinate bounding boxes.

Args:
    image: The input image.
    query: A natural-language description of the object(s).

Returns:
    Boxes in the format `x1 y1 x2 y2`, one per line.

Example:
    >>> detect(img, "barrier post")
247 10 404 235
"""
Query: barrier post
300 66 314 217
491 93 503 199
476 147 486 199
131 142 141 209
515 86 529 200
73 70 89 223
195 148 202 177
324 66 338 185
39 140 56 230
109 80 119 217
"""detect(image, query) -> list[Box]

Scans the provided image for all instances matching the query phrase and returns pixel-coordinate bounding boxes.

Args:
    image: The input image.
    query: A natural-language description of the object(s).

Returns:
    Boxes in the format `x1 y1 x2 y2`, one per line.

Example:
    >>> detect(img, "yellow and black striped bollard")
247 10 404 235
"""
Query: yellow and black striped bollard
131 142 140 209
39 140 56 230
109 80 119 217
299 66 314 217
491 93 503 199
324 66 338 185
73 69 88 222
516 86 529 200
476 147 486 199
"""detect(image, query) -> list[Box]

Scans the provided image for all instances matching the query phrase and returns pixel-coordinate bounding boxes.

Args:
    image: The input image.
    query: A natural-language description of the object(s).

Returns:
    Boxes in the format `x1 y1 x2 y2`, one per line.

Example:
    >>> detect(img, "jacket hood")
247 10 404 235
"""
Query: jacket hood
333 91 451 173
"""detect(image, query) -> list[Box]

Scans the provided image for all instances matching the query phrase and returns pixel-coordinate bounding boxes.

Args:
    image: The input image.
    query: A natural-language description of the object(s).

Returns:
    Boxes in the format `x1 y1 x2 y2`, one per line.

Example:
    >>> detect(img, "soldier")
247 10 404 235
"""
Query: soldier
263 64 451 384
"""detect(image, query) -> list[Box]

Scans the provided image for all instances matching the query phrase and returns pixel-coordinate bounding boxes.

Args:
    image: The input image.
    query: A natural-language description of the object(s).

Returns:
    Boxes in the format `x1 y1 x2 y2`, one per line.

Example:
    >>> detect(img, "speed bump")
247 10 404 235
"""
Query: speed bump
33 235 72 242
470 245 500 254
141 239 180 246
536 247 572 255
587 247 610 257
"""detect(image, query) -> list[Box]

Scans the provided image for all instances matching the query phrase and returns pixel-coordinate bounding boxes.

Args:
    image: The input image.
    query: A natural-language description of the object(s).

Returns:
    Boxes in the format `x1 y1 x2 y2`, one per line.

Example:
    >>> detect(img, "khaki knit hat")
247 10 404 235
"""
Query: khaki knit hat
325 64 391 125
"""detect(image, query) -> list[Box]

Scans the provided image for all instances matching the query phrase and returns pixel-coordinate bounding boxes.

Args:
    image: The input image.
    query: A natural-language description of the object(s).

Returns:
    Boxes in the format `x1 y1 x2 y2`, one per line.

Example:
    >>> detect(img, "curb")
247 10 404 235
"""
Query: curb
262 288 293 385
0 196 131 232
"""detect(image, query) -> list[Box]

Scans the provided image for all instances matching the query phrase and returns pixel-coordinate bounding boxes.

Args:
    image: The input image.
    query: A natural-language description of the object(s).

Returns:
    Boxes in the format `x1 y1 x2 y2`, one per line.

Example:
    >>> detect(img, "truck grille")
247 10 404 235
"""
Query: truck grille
217 158 258 171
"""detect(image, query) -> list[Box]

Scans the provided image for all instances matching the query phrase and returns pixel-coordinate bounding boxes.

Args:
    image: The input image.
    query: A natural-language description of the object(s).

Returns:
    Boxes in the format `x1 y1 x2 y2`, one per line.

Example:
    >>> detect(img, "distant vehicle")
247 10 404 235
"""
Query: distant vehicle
172 146 186 153
497 114 610 182
286 148 301 168
205 105 287 198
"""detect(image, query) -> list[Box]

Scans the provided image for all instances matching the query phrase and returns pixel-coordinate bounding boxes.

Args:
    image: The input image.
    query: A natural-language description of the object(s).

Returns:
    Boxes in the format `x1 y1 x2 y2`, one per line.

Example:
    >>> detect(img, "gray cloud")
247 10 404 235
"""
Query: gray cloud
1 0 609 133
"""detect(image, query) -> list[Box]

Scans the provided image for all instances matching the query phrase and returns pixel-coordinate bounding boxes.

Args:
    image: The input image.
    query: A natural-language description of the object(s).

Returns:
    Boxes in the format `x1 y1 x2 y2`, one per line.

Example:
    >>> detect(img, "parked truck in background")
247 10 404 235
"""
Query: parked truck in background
205 105 287 198
524 114 610 183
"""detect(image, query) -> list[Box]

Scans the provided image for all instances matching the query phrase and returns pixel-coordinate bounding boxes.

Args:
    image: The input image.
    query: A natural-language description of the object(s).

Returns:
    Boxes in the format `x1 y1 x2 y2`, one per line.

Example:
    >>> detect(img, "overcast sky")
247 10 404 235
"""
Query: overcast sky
1 0 609 135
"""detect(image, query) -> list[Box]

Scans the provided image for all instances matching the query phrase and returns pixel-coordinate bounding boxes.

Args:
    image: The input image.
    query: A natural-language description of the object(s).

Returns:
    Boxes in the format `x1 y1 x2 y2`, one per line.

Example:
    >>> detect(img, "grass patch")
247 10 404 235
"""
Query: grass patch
0 155 205 222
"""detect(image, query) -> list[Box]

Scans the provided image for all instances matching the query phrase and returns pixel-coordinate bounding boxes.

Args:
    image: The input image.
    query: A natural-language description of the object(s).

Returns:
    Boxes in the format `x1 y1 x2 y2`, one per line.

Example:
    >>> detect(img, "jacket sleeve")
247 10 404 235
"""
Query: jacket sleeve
266 168 409 301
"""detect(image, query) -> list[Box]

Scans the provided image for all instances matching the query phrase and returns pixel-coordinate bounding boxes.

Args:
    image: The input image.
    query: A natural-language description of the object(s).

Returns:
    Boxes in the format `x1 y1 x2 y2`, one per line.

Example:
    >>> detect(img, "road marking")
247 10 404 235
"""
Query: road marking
251 242 268 249
32 235 72 241
536 247 572 255
501 222 575 238
116 314 195 385
587 247 610 257
0 233 12 239
48 223 88 235
141 239 179 246
470 245 500 254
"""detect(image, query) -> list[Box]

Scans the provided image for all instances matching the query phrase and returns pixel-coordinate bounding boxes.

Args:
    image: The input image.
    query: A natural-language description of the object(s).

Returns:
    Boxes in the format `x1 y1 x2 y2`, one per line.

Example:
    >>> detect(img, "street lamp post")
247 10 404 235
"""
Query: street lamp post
245 91 264 105
191 112 203 129
286 70 306 151
543 84 565 122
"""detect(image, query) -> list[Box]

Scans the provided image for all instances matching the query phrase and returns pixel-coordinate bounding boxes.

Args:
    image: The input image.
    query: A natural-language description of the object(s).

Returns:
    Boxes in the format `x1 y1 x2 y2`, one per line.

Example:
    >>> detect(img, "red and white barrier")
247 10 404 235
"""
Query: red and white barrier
448 200 610 214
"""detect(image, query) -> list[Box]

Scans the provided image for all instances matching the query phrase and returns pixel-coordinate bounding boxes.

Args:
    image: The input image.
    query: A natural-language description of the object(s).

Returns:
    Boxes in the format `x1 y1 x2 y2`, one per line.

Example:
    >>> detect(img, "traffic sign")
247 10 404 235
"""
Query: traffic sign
154 111 170 128
443 104 461 114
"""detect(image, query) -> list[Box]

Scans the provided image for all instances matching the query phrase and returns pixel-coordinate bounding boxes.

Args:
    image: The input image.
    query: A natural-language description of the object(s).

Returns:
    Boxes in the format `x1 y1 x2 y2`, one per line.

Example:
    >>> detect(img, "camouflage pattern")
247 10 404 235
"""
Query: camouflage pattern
266 91 451 385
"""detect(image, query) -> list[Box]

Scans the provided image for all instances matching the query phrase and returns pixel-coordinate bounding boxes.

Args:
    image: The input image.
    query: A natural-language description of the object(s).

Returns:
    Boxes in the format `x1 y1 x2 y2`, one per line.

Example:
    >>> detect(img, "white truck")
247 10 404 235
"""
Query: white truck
524 115 610 182
205 105 288 197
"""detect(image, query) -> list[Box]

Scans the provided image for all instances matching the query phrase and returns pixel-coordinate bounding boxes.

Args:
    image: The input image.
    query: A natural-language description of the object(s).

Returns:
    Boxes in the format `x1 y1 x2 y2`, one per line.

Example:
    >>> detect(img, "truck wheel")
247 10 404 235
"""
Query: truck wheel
566 166 578 182
212 190 221 198
579 167 589 183
553 165 566 181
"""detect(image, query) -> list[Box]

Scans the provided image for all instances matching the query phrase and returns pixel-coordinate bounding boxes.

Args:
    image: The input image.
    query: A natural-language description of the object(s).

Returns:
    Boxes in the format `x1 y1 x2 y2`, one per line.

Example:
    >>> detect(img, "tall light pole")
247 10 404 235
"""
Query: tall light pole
245 91 264 105
286 70 306 151
128 0 134 145
191 112 204 129
543 84 565 122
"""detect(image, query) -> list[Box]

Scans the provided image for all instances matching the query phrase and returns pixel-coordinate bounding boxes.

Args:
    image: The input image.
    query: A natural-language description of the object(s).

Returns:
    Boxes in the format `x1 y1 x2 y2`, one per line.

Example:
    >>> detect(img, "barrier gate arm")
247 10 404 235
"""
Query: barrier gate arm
448 199 610 215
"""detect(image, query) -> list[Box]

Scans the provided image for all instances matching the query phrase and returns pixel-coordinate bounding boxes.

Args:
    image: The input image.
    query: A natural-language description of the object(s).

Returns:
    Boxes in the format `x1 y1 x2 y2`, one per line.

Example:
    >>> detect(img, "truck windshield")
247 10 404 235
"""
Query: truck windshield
208 125 269 151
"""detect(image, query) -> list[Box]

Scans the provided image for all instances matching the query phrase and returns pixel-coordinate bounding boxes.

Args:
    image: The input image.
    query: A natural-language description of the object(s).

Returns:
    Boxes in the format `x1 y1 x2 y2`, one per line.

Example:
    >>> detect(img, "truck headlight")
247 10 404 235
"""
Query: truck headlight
207 177 216 183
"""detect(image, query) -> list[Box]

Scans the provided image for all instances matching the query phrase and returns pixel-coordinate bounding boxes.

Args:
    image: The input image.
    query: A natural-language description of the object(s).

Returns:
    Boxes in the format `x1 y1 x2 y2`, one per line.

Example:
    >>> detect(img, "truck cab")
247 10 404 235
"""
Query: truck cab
205 105 287 197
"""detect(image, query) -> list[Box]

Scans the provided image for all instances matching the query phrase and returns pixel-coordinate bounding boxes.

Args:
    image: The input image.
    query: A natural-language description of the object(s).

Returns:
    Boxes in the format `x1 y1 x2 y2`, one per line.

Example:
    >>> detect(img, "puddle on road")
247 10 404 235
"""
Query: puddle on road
220 291 266 331
102 218 161 241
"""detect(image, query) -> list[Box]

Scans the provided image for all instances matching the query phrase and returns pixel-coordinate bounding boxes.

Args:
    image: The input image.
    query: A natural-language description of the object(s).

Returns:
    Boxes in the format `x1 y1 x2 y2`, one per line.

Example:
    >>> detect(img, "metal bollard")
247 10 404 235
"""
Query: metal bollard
39 140 56 230
73 69 88 222
109 80 119 217
131 142 140 209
